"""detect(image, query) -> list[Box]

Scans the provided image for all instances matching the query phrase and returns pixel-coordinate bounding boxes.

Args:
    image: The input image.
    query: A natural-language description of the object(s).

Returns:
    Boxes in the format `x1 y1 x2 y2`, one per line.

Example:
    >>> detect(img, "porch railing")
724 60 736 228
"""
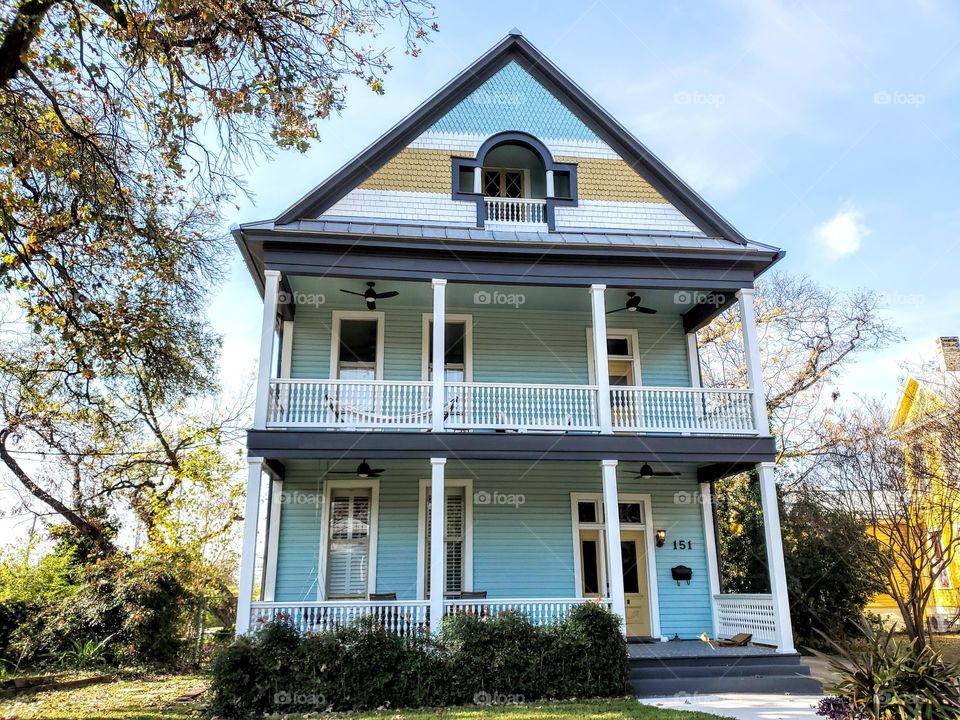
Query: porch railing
444 597 611 625
266 379 432 429
611 386 756 434
714 593 777 646
248 598 609 636
264 379 758 435
250 600 431 636
445 382 600 432
484 197 547 225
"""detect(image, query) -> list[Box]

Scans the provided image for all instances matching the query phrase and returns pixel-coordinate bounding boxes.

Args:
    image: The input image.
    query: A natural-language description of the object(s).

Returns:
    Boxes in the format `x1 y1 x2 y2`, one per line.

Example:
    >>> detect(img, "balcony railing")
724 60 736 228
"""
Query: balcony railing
265 379 758 435
610 386 756 434
266 379 432 429
484 197 547 225
445 382 599 432
714 593 777 646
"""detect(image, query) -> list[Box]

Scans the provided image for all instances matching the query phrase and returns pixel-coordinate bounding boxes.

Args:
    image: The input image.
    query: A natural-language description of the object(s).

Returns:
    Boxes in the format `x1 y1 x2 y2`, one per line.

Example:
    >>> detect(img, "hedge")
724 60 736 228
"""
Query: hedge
208 602 629 717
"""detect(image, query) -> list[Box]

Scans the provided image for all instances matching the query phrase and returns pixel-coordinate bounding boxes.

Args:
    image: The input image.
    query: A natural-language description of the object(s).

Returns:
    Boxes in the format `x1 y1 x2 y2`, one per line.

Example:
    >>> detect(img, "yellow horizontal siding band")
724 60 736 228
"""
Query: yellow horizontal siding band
556 156 668 203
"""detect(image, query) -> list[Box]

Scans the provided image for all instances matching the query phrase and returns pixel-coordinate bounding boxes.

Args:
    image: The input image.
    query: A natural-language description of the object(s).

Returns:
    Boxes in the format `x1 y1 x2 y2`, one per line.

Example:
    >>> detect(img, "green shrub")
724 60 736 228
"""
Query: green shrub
814 619 960 719
209 604 629 717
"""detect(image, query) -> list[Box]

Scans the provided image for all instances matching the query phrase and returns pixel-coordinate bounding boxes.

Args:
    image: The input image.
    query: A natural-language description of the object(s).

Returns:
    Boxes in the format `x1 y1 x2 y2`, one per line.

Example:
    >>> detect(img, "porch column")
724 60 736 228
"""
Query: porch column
261 475 284 602
253 270 281 430
757 462 796 653
736 288 769 435
699 480 721 637
429 457 446 634
236 458 264 635
279 320 294 378
546 169 555 197
473 166 482 194
601 460 627 633
431 279 447 432
589 285 613 433
686 332 702 387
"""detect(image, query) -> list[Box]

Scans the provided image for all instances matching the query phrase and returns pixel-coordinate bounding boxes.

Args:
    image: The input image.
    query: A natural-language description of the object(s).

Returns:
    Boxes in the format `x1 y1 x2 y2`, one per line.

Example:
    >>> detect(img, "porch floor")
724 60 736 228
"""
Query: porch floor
627 640 779 660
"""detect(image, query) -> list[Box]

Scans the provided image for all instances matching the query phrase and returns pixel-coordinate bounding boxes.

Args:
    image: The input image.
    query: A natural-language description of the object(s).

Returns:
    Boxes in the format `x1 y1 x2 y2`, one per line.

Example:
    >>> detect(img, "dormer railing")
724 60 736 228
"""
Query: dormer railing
484 197 547 225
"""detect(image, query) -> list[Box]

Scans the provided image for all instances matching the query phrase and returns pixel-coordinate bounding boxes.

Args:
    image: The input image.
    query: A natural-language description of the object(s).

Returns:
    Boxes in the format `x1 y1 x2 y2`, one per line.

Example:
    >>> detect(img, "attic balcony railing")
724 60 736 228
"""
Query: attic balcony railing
265 379 758 435
484 197 547 225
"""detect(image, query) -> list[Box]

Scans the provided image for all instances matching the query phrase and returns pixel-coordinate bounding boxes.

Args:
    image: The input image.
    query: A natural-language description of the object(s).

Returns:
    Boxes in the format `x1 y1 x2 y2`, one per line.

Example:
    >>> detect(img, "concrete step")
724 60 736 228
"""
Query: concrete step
630 661 813 680
631 673 823 697
630 653 805 669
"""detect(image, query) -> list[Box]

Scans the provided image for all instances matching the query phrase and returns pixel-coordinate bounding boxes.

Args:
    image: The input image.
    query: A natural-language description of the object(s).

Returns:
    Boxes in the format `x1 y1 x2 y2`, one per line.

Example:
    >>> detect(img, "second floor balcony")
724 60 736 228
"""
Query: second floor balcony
252 276 768 438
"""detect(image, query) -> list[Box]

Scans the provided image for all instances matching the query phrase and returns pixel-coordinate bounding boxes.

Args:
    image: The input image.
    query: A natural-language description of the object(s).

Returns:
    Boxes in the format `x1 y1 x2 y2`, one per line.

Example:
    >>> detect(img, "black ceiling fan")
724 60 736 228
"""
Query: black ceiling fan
340 281 399 310
632 462 681 479
328 460 385 479
607 291 657 315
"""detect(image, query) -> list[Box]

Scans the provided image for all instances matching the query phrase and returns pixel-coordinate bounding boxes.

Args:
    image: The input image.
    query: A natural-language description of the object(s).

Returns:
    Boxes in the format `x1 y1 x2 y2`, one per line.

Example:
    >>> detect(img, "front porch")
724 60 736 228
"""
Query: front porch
235 457 795 653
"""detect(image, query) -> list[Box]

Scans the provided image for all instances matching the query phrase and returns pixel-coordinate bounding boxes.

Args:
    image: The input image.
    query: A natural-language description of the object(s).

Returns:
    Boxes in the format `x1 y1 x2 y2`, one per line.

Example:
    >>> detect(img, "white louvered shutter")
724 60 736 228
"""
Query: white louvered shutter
326 491 370 598
425 488 466 595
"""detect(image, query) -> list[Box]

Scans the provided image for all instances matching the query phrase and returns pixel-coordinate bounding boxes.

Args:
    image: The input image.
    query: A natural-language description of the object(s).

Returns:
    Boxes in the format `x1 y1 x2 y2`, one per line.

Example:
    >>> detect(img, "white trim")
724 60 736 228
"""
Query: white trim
431 280 446 433
686 332 701 388
757 462 795 653
253 272 280 429
571 483 661 640
262 477 283 602
280 320 294 379
317 476 381 600
420 313 474 382
589 286 613 434
329 310 385 381
737 289 769 435
586 326 643 386
416 477 474 600
699 480 720 636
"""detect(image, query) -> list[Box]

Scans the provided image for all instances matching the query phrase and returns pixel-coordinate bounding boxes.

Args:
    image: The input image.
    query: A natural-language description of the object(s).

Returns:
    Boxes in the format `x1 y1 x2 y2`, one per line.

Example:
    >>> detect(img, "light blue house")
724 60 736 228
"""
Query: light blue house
231 32 797 660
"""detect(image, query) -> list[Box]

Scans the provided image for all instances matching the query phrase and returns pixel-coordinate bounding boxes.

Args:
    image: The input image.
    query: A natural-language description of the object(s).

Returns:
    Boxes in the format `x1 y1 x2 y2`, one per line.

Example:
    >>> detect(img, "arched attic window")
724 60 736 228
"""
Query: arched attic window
451 132 577 230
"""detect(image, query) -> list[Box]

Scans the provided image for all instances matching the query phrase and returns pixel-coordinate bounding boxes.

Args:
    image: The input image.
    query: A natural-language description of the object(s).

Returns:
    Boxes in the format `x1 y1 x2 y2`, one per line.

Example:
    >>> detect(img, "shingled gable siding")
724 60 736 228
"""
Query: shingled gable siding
271 459 713 640
288 302 691 387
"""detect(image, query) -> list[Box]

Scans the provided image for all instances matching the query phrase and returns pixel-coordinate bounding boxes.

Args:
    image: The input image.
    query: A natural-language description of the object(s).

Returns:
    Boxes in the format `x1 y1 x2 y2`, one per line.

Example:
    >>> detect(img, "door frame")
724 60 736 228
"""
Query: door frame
570 491 661 639
585 327 643 386
317 477 381 601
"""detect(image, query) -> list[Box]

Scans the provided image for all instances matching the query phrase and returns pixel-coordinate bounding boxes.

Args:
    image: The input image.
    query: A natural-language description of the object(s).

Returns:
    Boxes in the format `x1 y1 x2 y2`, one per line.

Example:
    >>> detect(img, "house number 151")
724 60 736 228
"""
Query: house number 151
673 540 693 550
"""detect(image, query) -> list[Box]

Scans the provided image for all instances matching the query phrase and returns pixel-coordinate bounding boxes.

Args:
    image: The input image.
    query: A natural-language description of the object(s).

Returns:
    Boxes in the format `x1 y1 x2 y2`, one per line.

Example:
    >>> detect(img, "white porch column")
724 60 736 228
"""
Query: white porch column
546 169 555 197
236 458 264 635
601 460 627 633
429 458 447 634
431 279 447 432
686 332 702 387
261 476 284 602
590 285 613 433
279 320 294 378
253 270 281 430
757 462 796 654
473 166 482 194
699 480 721 637
736 288 769 435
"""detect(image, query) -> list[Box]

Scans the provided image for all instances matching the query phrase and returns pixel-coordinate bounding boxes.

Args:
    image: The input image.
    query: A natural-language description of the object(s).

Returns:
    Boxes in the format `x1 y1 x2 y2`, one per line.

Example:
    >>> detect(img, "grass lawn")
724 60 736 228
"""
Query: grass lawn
0 675 732 720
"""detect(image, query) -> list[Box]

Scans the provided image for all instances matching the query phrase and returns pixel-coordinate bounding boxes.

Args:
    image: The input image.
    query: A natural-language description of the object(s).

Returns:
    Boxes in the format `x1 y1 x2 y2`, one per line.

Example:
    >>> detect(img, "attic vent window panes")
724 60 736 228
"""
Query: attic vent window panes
483 169 524 198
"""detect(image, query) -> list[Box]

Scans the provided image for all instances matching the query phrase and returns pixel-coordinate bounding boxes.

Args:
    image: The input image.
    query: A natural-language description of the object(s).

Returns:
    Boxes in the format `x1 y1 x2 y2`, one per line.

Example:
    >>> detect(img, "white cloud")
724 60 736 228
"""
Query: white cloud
813 203 869 259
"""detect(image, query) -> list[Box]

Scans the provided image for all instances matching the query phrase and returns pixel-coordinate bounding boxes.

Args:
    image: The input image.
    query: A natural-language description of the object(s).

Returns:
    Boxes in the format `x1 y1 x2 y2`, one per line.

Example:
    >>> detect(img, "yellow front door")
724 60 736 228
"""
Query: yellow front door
620 530 651 638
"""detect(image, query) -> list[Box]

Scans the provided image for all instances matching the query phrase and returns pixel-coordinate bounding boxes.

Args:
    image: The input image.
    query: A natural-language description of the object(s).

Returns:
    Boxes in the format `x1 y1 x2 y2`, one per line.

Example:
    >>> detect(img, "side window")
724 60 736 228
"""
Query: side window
336 318 379 380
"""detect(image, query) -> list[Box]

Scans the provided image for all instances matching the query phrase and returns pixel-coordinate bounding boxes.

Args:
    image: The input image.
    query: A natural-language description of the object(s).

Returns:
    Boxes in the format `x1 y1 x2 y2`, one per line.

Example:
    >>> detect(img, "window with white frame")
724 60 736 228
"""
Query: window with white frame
326 490 371 598
335 317 380 381
423 317 472 383
423 487 468 595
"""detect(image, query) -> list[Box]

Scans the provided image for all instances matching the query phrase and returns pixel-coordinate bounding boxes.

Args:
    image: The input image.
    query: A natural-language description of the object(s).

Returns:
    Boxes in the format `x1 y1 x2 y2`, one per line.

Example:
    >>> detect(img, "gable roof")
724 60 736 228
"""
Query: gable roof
272 31 753 246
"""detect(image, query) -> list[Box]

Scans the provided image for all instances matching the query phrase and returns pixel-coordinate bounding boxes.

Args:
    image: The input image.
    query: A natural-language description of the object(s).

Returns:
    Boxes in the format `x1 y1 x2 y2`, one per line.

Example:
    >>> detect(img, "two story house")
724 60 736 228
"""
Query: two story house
231 32 796 659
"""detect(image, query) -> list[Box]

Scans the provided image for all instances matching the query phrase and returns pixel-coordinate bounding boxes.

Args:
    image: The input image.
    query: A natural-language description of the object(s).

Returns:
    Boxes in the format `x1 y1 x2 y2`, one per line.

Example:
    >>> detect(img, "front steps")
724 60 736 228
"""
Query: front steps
629 651 823 696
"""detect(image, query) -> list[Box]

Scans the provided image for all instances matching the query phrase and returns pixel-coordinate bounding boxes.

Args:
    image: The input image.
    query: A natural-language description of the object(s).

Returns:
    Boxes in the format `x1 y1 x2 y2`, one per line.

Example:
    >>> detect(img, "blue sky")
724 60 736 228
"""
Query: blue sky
215 0 960 404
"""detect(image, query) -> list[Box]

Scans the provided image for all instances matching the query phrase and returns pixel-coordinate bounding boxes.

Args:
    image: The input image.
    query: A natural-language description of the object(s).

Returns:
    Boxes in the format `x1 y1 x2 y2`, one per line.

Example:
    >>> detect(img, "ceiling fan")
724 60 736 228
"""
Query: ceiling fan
632 462 680 479
607 291 657 315
340 281 399 310
328 460 385 479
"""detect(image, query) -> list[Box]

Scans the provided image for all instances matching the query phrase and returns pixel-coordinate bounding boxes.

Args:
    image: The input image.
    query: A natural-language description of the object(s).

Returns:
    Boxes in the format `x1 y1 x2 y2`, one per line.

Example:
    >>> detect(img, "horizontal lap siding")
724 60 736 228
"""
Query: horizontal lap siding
274 461 324 601
290 301 692 386
272 459 712 638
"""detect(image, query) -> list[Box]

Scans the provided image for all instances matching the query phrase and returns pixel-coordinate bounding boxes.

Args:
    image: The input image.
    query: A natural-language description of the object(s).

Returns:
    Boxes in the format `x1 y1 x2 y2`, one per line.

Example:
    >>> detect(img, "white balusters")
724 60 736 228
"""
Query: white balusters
250 600 432 639
608 387 757 434
714 594 778 646
266 380 432 429
441 598 608 625
483 198 548 226
443 383 600 431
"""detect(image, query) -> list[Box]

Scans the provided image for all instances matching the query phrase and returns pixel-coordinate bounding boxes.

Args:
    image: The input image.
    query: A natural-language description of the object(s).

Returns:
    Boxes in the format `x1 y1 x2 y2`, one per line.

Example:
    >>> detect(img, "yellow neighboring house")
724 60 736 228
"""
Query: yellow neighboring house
866 336 960 630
